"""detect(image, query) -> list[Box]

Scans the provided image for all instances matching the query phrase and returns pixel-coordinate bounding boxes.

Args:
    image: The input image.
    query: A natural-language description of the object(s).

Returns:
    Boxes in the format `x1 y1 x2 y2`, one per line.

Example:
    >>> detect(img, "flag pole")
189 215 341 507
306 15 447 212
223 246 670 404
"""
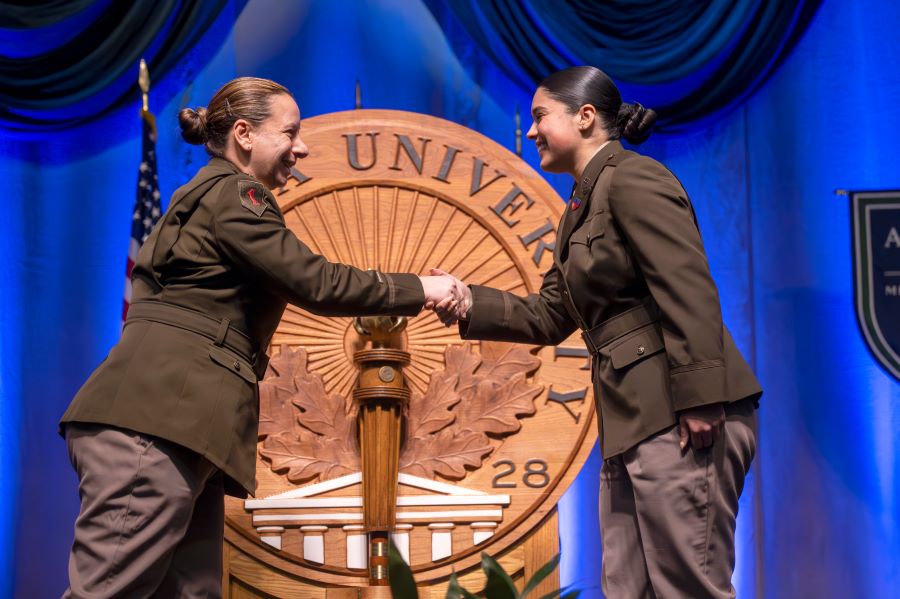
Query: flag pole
123 58 161 324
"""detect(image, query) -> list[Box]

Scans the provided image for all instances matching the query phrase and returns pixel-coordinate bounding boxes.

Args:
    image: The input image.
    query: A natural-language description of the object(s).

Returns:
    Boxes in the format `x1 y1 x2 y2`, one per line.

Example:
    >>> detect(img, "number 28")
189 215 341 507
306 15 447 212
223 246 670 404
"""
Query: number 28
491 459 550 489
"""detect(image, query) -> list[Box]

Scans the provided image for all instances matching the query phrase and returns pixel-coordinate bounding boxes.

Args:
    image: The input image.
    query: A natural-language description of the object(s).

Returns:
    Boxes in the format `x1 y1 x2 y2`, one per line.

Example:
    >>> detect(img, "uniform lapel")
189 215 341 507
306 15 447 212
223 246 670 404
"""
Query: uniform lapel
554 141 623 264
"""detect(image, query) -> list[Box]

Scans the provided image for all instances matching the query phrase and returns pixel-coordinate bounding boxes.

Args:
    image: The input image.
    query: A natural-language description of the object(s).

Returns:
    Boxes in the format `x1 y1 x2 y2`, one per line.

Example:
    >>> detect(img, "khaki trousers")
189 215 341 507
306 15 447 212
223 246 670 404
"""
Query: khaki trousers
64 423 225 599
600 399 757 599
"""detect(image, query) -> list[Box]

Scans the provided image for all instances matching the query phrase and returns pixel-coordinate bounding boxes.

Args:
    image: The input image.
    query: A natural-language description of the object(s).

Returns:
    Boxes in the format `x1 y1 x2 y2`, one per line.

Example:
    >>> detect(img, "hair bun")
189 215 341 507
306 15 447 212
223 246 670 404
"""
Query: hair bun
178 106 209 145
618 102 657 145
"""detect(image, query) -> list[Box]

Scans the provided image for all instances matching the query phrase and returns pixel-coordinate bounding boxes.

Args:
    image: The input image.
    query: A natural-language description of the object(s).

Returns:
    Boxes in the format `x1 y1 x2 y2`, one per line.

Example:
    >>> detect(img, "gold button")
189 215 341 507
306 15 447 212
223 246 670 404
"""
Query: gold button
636 346 645 356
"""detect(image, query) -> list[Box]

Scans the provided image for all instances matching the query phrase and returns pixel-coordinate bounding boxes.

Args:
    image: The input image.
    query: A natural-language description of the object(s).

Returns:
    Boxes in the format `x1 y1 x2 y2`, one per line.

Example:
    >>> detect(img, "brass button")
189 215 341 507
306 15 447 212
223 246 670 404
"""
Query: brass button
636 346 646 356
234 361 241 371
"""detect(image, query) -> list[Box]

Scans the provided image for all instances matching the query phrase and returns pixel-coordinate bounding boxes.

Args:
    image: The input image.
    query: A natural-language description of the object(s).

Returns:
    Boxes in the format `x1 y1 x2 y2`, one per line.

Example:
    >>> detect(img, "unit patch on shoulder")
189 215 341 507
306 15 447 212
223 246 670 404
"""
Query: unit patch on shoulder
239 180 269 217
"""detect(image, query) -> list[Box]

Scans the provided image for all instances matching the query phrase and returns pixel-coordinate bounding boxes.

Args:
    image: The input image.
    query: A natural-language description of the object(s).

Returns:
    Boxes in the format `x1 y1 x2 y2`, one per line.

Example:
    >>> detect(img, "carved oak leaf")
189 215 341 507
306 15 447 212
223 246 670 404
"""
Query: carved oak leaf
260 429 357 484
257 345 359 483
455 373 542 436
258 346 309 439
406 371 461 440
292 366 356 440
442 343 482 392
479 342 541 381
400 429 493 480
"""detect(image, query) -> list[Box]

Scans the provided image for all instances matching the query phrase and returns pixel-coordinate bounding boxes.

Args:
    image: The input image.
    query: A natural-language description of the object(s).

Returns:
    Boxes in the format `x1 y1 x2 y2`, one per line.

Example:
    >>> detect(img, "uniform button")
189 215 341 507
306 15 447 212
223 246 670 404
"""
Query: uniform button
636 346 646 356
563 290 569 296
598 209 605 213
234 361 241 371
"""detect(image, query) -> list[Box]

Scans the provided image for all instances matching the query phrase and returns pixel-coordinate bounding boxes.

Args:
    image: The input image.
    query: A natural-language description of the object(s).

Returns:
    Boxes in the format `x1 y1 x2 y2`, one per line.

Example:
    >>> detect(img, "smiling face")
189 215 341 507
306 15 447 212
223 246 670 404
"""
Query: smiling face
526 87 585 175
245 93 309 189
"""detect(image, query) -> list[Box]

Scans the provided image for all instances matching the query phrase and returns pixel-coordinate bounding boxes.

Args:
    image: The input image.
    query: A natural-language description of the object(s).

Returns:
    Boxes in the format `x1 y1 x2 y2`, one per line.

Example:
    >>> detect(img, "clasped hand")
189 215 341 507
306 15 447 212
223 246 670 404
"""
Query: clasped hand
419 268 471 326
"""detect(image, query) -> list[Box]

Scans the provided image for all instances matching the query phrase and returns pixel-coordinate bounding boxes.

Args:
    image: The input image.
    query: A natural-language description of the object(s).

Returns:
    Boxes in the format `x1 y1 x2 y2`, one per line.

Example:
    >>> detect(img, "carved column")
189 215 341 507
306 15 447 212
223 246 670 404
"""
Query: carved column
429 523 455 561
256 526 284 551
300 525 327 564
391 523 414 565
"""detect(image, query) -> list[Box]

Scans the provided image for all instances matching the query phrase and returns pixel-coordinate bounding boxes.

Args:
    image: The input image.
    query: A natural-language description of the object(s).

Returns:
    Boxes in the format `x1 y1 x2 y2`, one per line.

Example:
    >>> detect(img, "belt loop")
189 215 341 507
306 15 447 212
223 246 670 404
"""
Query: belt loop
215 318 230 346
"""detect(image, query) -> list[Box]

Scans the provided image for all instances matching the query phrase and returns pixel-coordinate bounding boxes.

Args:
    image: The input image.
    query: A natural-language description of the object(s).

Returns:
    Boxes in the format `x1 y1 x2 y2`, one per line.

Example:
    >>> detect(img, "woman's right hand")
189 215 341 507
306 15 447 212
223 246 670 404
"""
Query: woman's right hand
419 273 462 312
427 269 471 326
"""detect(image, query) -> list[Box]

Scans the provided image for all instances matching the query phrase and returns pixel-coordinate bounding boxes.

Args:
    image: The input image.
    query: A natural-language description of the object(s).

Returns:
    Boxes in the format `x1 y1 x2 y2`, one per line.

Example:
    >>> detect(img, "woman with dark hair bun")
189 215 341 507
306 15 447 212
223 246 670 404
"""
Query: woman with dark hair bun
59 76 461 597
435 66 762 598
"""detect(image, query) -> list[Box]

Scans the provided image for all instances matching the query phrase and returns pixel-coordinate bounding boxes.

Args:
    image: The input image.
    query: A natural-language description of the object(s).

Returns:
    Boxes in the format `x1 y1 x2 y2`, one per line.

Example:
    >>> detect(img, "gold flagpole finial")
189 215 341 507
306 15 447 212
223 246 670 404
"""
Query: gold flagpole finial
355 79 362 110
514 105 522 157
138 59 150 113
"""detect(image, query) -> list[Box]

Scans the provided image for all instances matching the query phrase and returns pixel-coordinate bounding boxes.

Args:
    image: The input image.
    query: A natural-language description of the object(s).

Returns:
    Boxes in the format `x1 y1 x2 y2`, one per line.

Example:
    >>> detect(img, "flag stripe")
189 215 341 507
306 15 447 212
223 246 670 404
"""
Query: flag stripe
123 110 161 322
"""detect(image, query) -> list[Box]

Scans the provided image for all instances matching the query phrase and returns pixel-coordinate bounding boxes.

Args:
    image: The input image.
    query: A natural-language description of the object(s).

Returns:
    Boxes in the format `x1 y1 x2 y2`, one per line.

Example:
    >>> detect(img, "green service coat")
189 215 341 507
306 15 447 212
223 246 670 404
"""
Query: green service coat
61 158 425 496
460 141 762 458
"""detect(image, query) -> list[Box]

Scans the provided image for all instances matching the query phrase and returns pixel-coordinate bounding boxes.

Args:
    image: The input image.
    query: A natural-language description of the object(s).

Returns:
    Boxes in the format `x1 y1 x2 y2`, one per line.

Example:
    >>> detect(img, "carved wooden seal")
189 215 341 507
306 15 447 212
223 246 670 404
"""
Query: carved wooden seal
224 109 597 595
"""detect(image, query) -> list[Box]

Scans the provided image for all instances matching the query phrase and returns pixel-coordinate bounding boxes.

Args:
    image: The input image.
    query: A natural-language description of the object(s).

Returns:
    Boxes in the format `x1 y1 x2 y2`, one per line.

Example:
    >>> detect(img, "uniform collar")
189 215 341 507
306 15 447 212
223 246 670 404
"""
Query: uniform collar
571 140 623 208
208 156 242 175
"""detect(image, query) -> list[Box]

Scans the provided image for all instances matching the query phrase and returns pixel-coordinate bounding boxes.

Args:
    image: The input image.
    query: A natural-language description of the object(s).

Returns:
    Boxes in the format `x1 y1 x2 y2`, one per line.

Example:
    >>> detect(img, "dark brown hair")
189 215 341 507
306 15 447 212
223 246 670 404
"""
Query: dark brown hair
178 77 291 155
539 66 657 145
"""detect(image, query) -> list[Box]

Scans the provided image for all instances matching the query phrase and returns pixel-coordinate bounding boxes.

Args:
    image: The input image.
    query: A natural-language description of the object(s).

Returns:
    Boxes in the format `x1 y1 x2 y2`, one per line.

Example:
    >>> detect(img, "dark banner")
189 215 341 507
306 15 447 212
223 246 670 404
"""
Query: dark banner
852 191 900 382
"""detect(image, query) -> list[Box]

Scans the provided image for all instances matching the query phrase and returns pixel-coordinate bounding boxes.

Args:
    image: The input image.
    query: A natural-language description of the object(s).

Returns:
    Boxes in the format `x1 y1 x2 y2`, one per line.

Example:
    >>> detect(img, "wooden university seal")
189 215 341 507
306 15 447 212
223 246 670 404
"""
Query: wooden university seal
223 110 597 596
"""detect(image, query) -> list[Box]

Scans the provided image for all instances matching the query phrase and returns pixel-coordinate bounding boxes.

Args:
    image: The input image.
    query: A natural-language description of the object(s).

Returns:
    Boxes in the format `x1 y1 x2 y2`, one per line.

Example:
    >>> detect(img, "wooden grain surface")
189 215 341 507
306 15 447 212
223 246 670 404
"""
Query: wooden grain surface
223 109 597 594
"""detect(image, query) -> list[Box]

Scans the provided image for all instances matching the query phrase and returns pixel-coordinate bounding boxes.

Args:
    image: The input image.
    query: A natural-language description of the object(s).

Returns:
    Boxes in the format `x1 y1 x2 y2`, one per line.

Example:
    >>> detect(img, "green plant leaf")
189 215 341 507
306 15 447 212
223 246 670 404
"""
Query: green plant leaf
520 553 560 598
446 571 480 599
481 552 518 599
388 539 418 599
538 587 581 599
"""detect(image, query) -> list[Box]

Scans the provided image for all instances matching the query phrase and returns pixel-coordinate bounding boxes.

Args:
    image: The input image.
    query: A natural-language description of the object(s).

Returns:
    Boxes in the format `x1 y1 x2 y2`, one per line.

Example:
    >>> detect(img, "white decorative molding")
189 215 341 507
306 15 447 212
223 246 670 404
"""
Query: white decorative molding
343 525 367 570
300 525 327 564
428 523 455 561
471 521 498 545
256 526 284 550
244 472 511 567
391 523 414 564
397 473 486 495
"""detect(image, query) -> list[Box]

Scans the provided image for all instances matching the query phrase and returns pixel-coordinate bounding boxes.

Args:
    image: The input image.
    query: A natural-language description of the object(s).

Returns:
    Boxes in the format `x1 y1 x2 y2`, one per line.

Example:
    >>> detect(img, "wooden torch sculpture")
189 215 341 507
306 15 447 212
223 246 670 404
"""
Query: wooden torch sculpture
352 315 410 590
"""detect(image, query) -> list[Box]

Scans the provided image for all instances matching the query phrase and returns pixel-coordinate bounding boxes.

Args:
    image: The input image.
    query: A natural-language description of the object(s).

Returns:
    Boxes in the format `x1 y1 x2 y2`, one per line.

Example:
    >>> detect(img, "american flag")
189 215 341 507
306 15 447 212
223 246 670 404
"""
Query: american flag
123 109 161 321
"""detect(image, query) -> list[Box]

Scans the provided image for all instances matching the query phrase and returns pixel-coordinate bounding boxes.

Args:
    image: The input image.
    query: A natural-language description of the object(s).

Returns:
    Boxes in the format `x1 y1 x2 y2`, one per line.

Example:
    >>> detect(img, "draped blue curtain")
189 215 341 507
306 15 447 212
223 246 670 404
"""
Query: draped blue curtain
4 1 899 598
426 0 822 130
0 0 235 130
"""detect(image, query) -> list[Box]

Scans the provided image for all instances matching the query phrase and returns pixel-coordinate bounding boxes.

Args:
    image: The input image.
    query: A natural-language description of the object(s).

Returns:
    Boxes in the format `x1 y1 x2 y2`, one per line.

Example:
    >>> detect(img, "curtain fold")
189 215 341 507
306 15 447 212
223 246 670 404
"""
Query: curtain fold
429 0 822 130
0 0 234 130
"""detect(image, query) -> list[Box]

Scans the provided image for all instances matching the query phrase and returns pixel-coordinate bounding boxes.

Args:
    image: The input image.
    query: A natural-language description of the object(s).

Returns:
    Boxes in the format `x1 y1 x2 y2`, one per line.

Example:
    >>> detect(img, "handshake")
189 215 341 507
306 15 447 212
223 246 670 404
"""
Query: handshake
419 268 473 326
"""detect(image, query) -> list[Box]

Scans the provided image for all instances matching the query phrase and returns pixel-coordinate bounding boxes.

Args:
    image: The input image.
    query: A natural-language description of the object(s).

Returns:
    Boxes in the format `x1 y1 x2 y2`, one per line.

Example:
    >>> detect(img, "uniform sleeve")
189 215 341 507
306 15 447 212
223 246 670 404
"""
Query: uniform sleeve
211 177 424 317
459 261 578 346
609 156 726 411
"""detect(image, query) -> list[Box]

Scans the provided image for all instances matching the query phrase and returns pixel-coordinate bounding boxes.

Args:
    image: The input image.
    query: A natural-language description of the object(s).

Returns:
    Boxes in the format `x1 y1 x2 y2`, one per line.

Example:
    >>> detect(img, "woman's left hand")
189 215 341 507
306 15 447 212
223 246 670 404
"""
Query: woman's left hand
678 403 726 451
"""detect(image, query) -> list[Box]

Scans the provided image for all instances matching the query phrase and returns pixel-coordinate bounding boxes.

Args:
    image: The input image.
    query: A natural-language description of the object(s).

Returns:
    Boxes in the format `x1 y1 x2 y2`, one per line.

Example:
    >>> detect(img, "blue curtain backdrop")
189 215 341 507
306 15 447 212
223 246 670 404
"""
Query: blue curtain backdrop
1 1 898 597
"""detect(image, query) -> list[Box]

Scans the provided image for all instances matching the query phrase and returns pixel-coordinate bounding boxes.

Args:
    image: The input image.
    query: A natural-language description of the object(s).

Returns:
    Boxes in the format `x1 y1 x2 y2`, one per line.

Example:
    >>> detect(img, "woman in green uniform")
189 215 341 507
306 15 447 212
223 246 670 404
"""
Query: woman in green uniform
436 66 762 599
60 77 459 598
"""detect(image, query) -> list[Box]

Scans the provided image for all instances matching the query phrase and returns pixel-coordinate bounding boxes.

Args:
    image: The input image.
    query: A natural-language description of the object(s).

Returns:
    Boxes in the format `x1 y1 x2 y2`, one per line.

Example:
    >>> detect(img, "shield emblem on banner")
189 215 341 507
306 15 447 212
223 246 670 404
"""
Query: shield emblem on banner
851 191 900 382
